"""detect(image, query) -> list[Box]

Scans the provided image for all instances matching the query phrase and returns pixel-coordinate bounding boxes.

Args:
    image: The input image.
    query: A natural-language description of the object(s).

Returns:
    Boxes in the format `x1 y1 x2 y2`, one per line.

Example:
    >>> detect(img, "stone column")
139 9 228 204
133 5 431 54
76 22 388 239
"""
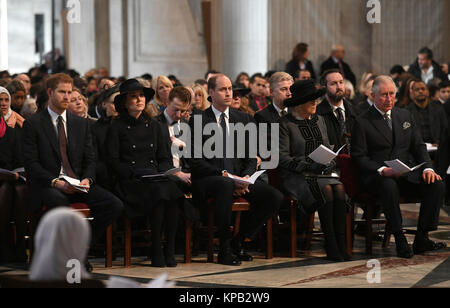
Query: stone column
109 0 124 77
0 0 8 70
67 0 96 75
220 0 268 80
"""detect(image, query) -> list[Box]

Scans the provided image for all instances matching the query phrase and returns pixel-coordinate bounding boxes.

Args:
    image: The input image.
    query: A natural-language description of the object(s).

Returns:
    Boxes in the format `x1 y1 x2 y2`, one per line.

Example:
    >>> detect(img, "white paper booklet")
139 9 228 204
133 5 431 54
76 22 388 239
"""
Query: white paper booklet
447 165 450 175
384 160 426 174
426 143 438 152
0 167 26 181
227 170 266 185
308 144 346 165
141 168 182 179
60 176 89 193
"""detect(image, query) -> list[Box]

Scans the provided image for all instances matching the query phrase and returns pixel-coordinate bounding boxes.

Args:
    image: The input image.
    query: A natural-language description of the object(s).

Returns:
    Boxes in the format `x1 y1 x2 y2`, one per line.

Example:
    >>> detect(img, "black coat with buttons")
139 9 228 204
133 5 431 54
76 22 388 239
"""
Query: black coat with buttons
107 113 183 214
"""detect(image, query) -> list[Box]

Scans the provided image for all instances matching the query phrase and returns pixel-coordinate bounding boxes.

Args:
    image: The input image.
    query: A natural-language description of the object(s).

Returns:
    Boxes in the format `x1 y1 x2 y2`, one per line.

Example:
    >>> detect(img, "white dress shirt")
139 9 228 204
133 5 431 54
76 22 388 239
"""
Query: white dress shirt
373 105 433 175
47 107 68 178
421 66 434 84
273 103 288 117
211 105 230 134
329 100 346 122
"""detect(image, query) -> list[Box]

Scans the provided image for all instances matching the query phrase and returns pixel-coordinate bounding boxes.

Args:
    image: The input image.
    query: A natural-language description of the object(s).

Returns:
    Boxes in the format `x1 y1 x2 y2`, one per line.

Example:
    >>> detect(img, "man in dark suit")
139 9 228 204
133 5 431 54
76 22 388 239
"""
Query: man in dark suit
317 69 356 153
407 81 448 153
320 44 356 87
351 76 446 258
189 74 283 266
22 73 123 247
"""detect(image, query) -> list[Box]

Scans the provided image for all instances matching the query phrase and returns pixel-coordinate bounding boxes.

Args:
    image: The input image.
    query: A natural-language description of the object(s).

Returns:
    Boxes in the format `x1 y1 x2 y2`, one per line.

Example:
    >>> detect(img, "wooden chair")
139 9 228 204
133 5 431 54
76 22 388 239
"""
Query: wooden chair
337 154 388 255
184 197 273 263
27 203 114 268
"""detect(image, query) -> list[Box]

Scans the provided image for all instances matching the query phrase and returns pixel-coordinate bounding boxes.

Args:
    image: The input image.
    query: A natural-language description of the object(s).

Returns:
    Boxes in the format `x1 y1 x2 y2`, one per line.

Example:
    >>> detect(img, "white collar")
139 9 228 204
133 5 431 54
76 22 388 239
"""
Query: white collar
273 103 287 116
48 106 67 123
373 104 391 117
4 108 13 121
164 109 177 126
438 98 445 105
329 100 345 112
421 65 434 75
211 104 229 122
332 56 340 64
367 99 374 106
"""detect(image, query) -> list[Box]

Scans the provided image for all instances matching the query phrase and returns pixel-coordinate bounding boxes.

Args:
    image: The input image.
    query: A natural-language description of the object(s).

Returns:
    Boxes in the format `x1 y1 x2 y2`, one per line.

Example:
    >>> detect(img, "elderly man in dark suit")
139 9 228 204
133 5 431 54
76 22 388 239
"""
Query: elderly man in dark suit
22 73 123 247
320 44 356 87
317 69 356 153
351 76 446 259
189 74 283 266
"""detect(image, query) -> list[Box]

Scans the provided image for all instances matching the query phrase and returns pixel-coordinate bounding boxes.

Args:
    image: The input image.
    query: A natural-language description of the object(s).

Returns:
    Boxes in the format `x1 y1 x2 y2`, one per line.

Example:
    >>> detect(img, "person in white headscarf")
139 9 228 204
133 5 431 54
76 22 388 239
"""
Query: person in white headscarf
0 86 25 128
29 208 91 281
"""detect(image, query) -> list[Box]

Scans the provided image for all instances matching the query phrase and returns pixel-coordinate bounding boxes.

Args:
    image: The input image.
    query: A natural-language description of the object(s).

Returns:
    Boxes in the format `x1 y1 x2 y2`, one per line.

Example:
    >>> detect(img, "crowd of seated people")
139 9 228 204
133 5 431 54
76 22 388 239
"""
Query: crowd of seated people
0 45 448 283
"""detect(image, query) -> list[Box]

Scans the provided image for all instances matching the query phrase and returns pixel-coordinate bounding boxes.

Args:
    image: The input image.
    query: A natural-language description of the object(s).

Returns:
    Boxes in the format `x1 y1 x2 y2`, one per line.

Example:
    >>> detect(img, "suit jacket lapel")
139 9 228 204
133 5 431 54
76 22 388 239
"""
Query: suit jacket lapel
67 113 77 161
368 107 393 144
42 110 61 158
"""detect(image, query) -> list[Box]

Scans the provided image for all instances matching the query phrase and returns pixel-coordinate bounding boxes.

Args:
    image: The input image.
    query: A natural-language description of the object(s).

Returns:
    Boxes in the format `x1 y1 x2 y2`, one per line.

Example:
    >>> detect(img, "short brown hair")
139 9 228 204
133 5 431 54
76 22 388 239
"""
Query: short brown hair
292 43 309 62
169 86 192 104
46 73 73 91
207 74 227 91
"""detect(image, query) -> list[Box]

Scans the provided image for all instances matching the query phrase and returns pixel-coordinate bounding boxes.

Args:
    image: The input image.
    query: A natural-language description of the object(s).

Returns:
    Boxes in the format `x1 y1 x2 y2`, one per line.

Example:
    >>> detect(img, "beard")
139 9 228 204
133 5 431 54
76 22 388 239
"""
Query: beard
327 90 345 103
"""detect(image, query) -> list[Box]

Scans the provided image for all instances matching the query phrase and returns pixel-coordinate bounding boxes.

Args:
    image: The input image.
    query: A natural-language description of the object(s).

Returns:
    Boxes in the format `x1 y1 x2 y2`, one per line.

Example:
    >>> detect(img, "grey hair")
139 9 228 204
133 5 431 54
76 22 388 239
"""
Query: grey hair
372 76 397 96
269 72 293 90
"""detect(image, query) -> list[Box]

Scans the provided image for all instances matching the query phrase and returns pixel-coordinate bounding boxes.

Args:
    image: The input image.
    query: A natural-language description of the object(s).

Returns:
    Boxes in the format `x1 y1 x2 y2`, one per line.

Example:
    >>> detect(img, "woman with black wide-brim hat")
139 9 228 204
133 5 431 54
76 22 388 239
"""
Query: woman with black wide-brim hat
279 79 350 261
106 79 184 267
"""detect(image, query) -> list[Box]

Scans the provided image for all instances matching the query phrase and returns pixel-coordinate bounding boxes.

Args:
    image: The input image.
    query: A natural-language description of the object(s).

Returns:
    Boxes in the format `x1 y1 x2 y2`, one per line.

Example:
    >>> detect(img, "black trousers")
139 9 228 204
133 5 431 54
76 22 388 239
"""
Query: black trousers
366 175 445 234
40 185 124 244
193 176 283 242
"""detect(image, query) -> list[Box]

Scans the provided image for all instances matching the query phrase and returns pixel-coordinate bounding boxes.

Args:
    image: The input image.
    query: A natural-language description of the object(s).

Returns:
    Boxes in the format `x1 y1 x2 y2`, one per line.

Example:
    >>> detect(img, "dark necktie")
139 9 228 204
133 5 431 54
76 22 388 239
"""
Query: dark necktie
220 113 233 173
57 116 77 179
384 113 392 131
336 107 346 137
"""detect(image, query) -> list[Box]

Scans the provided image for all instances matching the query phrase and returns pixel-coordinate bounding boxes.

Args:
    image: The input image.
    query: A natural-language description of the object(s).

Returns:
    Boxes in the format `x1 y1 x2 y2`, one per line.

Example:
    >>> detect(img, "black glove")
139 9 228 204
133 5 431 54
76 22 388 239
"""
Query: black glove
307 162 327 174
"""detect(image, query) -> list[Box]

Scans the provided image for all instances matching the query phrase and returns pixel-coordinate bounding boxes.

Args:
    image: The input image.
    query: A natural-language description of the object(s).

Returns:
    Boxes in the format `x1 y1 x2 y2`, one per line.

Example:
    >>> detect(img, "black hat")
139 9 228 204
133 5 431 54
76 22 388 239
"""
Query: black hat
114 79 155 114
284 79 325 107
207 83 250 103
97 84 120 105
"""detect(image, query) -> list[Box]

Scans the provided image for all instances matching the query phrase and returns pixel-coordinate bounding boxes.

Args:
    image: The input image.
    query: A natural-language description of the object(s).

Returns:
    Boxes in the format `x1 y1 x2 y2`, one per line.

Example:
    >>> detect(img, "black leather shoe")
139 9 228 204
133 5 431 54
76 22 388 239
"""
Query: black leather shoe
218 252 242 266
231 237 254 262
165 257 178 268
413 237 447 255
395 236 413 259
85 261 93 273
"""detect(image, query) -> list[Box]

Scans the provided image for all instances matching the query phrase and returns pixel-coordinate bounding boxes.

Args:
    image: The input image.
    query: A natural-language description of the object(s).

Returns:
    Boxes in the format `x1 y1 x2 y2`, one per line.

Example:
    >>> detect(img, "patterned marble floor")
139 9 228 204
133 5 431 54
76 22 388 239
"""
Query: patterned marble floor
1 204 449 288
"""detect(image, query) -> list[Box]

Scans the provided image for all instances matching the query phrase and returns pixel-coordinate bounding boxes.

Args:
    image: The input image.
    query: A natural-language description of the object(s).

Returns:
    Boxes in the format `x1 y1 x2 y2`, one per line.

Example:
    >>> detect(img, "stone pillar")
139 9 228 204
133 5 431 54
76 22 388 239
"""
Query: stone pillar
67 0 96 75
109 0 124 77
220 0 268 80
0 0 8 70
95 0 110 73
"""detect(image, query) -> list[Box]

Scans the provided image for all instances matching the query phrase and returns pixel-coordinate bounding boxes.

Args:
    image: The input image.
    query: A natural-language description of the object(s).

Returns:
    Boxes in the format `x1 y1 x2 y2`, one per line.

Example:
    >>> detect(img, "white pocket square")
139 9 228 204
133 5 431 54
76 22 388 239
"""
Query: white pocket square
403 122 411 130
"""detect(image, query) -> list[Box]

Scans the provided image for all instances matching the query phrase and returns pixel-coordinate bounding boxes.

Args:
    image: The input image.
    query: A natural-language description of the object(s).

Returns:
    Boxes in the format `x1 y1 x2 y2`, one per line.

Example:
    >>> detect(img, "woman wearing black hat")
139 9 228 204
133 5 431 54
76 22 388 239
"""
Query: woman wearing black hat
279 79 349 261
106 79 184 267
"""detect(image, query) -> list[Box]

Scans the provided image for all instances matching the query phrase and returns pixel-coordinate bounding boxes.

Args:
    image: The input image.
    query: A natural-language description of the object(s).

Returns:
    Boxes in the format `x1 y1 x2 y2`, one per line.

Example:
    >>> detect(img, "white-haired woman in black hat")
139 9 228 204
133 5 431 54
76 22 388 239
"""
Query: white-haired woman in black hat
107 79 184 267
279 79 349 261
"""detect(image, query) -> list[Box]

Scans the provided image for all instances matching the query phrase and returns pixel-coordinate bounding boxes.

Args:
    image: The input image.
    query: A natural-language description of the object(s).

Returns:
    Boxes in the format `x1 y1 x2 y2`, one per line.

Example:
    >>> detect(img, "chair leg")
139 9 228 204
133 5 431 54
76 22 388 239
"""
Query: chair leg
304 214 315 250
233 212 241 238
124 217 131 268
290 202 297 258
185 219 192 264
382 224 391 249
266 218 273 259
346 210 352 257
366 205 373 255
105 225 113 268
207 205 214 263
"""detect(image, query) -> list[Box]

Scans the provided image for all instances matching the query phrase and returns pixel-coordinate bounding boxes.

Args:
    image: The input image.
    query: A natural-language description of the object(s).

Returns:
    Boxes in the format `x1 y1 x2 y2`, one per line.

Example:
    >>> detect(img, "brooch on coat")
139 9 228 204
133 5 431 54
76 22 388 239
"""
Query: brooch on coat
403 122 411 130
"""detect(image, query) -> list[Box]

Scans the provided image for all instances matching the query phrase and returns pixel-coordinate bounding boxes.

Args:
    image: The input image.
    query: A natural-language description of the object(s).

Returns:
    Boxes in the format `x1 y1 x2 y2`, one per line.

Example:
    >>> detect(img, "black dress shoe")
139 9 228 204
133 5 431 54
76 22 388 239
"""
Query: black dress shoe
231 237 254 262
85 261 93 273
165 257 178 268
395 236 413 259
217 252 242 266
413 237 447 255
